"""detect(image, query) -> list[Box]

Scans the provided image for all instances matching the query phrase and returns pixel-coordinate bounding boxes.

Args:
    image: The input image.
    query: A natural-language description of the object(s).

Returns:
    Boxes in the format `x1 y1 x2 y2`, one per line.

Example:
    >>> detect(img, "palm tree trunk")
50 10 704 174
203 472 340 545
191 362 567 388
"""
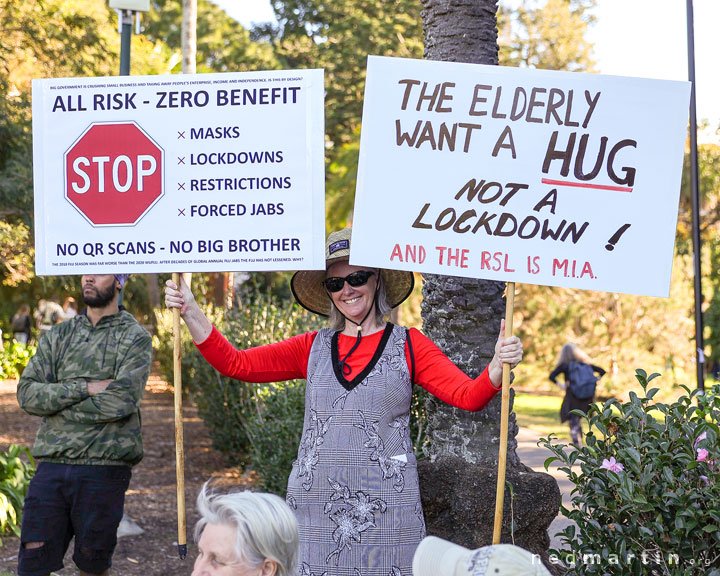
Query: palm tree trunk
418 1 560 567
420 0 519 476
421 275 519 466
181 0 197 75
423 0 499 64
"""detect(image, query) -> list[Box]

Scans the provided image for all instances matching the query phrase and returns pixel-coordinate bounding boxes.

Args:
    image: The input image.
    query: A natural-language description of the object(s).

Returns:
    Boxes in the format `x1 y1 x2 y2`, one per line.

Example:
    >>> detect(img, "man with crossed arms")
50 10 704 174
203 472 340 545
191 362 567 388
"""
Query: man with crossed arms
17 274 152 576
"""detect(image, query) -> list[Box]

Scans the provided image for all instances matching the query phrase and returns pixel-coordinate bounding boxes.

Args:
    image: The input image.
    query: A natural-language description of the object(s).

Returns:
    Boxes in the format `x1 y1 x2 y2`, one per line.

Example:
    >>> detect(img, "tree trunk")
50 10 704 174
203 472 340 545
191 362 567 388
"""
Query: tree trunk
212 272 231 308
421 275 519 466
420 0 518 467
422 0 499 65
145 273 161 332
181 0 197 75
418 0 560 568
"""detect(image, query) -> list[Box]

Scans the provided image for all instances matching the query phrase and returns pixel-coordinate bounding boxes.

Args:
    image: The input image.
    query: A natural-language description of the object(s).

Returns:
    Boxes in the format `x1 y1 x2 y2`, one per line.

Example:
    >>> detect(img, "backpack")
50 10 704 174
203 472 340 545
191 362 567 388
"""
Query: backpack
42 305 59 325
568 361 597 400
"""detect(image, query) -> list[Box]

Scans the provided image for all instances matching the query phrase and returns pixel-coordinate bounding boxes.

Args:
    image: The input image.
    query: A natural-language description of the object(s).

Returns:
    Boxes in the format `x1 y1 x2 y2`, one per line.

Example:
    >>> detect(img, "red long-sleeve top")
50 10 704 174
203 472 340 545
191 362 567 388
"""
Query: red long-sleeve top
196 326 500 411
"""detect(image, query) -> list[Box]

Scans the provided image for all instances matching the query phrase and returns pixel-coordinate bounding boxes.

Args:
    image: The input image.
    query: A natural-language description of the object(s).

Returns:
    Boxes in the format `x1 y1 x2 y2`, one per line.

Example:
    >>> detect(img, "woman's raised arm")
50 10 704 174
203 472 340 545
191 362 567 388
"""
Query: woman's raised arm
164 276 213 344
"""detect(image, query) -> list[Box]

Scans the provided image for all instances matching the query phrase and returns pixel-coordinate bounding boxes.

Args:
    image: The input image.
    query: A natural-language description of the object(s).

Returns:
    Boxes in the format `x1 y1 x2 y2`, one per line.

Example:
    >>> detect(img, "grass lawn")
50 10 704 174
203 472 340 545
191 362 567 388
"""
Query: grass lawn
513 391 571 440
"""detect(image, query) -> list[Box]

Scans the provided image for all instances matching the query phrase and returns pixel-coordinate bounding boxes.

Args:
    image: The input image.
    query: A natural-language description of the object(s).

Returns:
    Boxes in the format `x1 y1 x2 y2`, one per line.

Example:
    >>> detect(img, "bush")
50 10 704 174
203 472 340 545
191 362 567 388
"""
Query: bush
541 370 720 575
0 339 35 379
0 444 35 543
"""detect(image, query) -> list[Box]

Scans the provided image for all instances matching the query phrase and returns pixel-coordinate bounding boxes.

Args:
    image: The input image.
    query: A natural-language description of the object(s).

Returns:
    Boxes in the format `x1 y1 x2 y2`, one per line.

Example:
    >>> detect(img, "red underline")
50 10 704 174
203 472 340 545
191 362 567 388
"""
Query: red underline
541 178 633 193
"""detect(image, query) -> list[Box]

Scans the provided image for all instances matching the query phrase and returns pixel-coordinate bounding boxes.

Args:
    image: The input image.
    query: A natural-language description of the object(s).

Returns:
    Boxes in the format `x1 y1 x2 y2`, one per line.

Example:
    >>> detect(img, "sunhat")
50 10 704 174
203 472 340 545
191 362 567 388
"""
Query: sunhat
413 537 552 576
290 228 414 317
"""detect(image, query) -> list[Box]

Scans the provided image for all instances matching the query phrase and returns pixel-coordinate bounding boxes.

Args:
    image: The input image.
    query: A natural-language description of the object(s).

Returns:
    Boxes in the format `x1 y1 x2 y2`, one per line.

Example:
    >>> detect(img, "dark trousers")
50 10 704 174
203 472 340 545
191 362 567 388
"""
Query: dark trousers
18 462 131 576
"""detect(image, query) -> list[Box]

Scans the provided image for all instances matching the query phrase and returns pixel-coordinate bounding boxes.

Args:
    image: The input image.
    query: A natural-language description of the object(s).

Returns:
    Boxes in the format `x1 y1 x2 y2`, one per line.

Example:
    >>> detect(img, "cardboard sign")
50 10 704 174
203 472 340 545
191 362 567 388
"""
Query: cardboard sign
32 69 326 275
352 56 690 297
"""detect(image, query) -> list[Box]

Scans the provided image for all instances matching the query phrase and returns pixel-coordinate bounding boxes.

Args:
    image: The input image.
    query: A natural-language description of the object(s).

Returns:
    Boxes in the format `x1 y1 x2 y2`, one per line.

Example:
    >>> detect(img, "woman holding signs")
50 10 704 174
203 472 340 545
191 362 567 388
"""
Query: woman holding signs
165 228 523 576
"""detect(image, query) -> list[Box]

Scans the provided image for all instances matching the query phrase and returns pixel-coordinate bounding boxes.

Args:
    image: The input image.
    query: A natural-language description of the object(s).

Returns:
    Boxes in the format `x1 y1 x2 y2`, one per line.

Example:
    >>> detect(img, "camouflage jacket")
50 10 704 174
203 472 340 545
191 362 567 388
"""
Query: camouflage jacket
17 308 152 467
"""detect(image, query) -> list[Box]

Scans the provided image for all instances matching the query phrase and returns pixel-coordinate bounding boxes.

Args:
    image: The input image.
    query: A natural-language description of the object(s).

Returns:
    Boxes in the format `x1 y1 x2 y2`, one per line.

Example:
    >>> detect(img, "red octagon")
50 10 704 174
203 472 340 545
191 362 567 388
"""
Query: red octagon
64 122 164 226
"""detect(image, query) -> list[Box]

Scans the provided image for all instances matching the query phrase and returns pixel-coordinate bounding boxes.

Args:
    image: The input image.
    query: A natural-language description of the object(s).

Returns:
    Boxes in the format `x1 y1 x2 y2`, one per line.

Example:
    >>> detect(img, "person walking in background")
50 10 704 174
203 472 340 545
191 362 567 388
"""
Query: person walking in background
36 295 63 340
192 482 298 576
33 299 46 333
549 342 605 445
709 358 720 381
11 304 33 344
165 228 523 576
62 296 78 320
16 274 152 576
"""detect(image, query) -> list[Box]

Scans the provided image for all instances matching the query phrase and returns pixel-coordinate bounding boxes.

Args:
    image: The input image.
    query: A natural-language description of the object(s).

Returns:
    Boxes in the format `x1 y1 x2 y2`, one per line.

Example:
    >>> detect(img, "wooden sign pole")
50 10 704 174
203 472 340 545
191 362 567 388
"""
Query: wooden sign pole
172 272 187 559
492 281 515 544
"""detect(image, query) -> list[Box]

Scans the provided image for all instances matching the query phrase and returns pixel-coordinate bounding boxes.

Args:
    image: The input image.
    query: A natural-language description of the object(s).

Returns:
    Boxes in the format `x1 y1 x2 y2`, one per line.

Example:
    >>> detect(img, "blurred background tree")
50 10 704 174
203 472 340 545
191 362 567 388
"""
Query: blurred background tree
0 0 178 328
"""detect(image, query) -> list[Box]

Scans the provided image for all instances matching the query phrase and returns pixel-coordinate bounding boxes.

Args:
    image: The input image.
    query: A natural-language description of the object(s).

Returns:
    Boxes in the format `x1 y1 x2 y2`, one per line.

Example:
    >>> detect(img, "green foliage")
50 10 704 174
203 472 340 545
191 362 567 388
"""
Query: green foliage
515 252 698 401
0 221 33 287
678 143 720 248
0 445 35 543
325 128 361 232
498 0 597 71
0 0 120 229
261 0 423 151
143 0 280 73
0 340 35 380
240 378 308 494
409 383 429 457
0 0 177 296
252 0 425 236
541 371 720 575
706 236 720 370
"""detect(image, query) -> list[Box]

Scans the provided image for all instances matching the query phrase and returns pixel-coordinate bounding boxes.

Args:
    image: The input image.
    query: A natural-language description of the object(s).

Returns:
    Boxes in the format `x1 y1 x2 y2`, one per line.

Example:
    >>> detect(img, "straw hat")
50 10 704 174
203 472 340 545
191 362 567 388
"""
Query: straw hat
413 537 552 576
290 228 414 317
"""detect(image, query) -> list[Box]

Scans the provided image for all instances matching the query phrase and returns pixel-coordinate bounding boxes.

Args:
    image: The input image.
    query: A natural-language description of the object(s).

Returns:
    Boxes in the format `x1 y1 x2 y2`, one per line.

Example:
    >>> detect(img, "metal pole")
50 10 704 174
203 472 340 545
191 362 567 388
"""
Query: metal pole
117 12 131 297
686 0 704 391
119 10 133 76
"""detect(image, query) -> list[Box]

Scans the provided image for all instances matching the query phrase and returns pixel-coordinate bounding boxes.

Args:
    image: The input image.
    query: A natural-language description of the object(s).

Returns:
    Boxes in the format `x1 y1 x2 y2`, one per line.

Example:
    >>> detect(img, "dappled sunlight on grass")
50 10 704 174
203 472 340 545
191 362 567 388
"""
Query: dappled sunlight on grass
513 392 632 442
513 392 569 439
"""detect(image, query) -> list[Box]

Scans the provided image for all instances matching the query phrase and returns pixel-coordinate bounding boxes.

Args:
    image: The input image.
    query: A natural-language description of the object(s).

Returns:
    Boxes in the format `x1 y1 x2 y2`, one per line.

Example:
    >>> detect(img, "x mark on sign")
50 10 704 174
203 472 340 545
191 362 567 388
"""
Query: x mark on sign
178 208 186 216
178 182 186 190
178 157 185 165
177 131 185 139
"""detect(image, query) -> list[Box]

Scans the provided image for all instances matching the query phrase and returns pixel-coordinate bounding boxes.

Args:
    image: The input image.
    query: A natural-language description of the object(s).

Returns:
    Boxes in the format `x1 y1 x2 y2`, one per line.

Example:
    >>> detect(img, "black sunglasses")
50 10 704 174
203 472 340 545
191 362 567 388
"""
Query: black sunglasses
322 270 376 293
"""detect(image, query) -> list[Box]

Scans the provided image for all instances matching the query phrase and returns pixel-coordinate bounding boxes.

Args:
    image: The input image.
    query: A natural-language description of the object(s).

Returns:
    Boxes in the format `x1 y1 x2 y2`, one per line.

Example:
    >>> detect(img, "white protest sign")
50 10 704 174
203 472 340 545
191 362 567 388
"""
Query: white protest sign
32 70 325 276
352 56 690 298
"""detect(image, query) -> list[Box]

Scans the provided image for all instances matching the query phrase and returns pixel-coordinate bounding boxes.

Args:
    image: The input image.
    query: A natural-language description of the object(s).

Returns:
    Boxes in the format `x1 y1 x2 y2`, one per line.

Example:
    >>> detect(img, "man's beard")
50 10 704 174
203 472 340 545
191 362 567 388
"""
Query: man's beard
82 283 117 308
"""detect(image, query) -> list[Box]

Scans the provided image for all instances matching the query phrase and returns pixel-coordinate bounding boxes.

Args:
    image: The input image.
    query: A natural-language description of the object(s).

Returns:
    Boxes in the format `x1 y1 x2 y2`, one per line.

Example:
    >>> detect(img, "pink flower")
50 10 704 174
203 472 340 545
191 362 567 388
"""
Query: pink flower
696 448 709 462
694 432 707 448
600 457 624 473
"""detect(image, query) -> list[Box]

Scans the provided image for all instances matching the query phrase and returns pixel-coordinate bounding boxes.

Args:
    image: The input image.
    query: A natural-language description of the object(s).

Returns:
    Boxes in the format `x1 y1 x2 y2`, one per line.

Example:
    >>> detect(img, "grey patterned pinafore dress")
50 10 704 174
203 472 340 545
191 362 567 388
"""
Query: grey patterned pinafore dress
285 324 426 576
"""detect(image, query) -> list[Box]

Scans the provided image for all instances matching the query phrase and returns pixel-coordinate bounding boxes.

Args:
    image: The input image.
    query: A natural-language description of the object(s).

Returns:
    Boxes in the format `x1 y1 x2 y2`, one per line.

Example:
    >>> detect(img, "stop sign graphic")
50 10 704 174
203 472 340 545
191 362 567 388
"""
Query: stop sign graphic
64 121 164 226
